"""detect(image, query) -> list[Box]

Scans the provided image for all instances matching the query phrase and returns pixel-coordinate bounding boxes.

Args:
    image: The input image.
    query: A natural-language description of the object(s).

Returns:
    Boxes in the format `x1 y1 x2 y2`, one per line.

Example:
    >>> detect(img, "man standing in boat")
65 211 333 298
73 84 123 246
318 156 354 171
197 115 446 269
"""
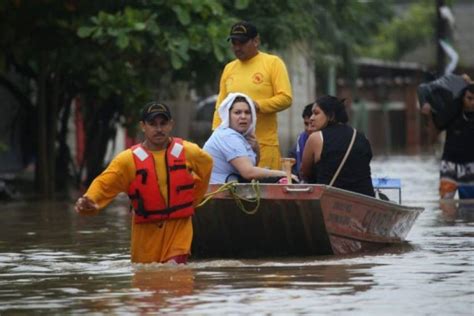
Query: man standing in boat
74 102 213 264
211 20 293 170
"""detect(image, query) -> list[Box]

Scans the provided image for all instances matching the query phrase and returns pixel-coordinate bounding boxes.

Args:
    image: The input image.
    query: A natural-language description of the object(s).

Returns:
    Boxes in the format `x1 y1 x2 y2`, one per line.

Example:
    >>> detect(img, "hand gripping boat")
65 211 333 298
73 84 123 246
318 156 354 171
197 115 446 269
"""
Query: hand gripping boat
192 181 423 258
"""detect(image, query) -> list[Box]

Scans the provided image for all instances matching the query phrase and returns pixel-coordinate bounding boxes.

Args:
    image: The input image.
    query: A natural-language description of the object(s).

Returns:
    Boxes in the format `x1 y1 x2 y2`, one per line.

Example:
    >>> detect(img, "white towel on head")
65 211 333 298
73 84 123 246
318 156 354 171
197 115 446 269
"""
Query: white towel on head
217 92 257 136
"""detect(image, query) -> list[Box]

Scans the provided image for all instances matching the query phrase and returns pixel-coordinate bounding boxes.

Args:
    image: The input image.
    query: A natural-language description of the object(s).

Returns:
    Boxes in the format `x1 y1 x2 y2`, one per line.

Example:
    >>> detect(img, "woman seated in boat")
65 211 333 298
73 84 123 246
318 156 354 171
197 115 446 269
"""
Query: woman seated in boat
300 95 375 197
203 92 290 183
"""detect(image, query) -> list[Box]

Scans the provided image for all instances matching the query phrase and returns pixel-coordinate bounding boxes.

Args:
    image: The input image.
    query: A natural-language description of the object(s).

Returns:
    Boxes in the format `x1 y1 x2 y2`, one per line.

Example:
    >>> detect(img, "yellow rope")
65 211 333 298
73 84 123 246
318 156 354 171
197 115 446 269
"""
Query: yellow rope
197 180 261 215
197 181 237 207
229 180 261 215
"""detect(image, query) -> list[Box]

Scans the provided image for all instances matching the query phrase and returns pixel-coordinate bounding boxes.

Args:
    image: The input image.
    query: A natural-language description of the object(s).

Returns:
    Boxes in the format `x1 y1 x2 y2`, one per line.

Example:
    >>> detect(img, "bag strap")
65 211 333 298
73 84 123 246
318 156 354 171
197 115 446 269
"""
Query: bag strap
329 128 357 187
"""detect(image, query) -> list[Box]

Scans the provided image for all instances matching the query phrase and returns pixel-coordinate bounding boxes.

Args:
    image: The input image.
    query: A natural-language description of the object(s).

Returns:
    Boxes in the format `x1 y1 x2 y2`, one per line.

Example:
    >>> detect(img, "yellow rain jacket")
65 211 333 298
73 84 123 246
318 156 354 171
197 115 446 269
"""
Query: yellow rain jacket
212 51 292 168
83 140 212 263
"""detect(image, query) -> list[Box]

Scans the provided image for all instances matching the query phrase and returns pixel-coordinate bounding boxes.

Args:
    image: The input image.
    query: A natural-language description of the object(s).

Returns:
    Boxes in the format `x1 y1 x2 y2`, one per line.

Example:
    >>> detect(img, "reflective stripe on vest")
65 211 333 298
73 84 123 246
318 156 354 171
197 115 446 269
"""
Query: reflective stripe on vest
128 138 195 223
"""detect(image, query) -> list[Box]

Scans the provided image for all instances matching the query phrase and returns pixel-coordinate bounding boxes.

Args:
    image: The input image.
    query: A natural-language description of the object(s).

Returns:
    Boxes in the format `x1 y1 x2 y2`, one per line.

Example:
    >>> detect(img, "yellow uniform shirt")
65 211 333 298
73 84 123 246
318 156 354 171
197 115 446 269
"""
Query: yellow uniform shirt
84 140 212 263
212 51 293 147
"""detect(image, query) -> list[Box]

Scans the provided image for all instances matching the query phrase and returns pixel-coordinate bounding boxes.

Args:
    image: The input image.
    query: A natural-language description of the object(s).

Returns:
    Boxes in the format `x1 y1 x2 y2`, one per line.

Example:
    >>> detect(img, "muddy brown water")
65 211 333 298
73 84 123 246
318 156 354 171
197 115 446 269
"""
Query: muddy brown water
0 156 472 315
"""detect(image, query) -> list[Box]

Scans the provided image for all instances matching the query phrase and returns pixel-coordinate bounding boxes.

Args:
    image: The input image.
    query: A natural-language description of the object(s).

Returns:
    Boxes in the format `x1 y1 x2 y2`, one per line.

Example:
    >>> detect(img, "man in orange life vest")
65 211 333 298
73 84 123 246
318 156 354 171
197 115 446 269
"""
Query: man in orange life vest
74 102 213 264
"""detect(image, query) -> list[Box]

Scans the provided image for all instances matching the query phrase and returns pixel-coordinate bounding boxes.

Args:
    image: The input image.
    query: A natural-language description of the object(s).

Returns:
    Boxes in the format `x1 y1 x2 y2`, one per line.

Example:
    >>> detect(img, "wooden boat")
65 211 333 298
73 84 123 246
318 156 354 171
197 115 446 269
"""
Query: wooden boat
192 183 424 258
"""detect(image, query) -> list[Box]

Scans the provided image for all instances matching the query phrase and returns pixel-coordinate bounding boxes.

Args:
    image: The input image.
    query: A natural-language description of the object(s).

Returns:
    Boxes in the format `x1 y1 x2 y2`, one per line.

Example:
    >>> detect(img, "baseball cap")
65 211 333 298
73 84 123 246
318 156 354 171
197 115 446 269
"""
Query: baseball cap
227 21 258 42
141 102 172 122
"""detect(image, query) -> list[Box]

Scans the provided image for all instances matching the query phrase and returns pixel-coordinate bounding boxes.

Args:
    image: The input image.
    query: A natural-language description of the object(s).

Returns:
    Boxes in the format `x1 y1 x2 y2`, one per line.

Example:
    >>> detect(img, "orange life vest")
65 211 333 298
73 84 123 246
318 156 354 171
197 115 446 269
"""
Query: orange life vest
128 138 195 224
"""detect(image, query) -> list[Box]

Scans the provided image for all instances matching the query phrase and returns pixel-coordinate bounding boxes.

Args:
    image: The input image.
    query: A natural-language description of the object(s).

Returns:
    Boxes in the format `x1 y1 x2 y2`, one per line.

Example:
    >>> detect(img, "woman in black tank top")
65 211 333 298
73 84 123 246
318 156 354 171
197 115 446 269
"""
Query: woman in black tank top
300 95 375 197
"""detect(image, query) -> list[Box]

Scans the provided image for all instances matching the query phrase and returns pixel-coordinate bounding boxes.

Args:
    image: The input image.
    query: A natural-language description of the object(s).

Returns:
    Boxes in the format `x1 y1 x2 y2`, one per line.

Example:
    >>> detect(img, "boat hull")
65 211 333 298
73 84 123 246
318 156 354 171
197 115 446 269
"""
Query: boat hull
192 184 423 258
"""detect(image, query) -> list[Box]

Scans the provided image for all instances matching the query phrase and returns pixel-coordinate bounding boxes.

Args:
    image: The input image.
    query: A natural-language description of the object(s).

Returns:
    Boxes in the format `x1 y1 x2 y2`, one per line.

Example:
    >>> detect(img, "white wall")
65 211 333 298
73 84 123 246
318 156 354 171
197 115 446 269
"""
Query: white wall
277 43 316 155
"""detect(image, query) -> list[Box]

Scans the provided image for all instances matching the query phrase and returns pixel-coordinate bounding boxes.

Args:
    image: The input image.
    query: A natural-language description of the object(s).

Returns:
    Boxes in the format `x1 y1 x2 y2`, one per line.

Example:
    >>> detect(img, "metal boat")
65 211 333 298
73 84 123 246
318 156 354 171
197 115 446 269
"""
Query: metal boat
192 183 423 258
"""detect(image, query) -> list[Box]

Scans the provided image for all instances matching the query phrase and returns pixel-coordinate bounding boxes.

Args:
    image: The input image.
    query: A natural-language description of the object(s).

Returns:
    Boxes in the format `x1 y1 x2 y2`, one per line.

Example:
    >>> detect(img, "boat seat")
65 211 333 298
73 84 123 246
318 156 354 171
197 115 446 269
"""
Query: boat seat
372 177 401 204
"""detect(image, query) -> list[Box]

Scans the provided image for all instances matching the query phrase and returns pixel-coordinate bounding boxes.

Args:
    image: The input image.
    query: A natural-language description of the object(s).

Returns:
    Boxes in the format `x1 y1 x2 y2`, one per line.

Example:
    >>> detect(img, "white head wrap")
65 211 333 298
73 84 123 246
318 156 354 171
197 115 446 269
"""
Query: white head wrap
217 92 257 136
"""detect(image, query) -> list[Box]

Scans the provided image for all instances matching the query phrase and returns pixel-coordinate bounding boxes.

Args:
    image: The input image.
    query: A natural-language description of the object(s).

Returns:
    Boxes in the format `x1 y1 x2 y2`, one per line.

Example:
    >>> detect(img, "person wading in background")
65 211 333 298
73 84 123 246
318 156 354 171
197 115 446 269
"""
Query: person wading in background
418 74 474 199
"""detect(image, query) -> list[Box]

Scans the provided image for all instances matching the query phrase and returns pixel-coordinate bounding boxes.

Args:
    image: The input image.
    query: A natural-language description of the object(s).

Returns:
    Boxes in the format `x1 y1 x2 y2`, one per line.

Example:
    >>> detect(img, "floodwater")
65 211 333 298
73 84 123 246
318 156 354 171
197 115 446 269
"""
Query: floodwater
0 156 473 315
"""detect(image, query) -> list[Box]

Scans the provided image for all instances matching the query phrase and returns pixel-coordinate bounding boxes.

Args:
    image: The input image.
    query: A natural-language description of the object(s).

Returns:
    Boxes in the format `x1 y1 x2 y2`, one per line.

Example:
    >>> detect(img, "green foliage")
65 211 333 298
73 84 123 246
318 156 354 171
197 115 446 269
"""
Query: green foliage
0 142 7 153
220 0 315 51
0 1 239 194
74 1 235 110
307 1 394 79
220 0 394 80
1 0 433 194
358 1 436 60
0 0 404 121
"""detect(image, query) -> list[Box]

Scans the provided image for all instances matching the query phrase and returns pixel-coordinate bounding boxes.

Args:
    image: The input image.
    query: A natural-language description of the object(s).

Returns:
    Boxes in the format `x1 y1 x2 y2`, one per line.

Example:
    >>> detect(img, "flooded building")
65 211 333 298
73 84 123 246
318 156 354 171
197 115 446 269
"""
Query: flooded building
335 58 428 155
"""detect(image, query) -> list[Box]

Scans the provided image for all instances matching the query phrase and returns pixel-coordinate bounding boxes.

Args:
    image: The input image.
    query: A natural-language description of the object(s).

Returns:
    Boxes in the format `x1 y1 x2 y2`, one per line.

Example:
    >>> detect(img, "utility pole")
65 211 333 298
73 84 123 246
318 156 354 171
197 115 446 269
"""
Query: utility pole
436 0 446 76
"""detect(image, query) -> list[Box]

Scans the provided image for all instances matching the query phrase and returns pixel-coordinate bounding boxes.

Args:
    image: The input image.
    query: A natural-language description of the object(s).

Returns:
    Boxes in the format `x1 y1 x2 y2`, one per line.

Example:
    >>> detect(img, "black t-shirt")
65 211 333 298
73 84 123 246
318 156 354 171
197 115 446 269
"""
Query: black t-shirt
442 112 474 163
311 124 375 197
416 74 466 130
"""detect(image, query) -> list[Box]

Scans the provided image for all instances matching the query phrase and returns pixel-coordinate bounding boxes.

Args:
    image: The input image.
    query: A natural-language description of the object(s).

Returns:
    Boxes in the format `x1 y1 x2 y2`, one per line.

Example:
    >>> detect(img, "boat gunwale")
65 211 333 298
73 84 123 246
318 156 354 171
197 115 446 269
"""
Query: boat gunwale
204 183 424 214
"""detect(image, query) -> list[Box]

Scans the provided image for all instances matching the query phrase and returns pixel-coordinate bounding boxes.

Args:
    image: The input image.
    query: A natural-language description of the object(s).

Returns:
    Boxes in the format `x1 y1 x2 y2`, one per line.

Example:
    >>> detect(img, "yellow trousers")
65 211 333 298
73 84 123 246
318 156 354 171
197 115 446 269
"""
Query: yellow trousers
258 145 282 170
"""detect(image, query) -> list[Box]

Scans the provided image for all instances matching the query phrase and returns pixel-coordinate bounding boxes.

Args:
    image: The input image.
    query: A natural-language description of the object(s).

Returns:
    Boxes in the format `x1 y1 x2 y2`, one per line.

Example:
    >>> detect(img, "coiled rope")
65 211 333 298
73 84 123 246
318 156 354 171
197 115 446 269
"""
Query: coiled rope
197 180 261 215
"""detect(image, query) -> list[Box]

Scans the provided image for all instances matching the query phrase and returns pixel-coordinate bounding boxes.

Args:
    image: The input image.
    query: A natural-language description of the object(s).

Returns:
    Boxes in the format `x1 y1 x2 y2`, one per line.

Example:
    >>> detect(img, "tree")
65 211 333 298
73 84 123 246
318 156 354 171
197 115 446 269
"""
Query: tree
0 0 234 197
220 0 393 89
0 0 411 198
0 1 103 197
357 1 436 61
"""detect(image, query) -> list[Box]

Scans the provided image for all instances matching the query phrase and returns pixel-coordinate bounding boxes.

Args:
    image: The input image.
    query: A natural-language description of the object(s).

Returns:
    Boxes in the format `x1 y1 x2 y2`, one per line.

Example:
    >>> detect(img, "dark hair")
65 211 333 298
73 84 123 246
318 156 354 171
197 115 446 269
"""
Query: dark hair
464 83 474 94
229 96 250 111
315 95 348 125
232 96 249 104
302 103 313 118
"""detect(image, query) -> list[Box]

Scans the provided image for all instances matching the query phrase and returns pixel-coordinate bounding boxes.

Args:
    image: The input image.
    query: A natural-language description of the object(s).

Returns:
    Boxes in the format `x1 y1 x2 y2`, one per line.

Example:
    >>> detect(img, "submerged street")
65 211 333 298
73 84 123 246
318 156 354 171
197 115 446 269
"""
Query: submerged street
0 155 472 315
